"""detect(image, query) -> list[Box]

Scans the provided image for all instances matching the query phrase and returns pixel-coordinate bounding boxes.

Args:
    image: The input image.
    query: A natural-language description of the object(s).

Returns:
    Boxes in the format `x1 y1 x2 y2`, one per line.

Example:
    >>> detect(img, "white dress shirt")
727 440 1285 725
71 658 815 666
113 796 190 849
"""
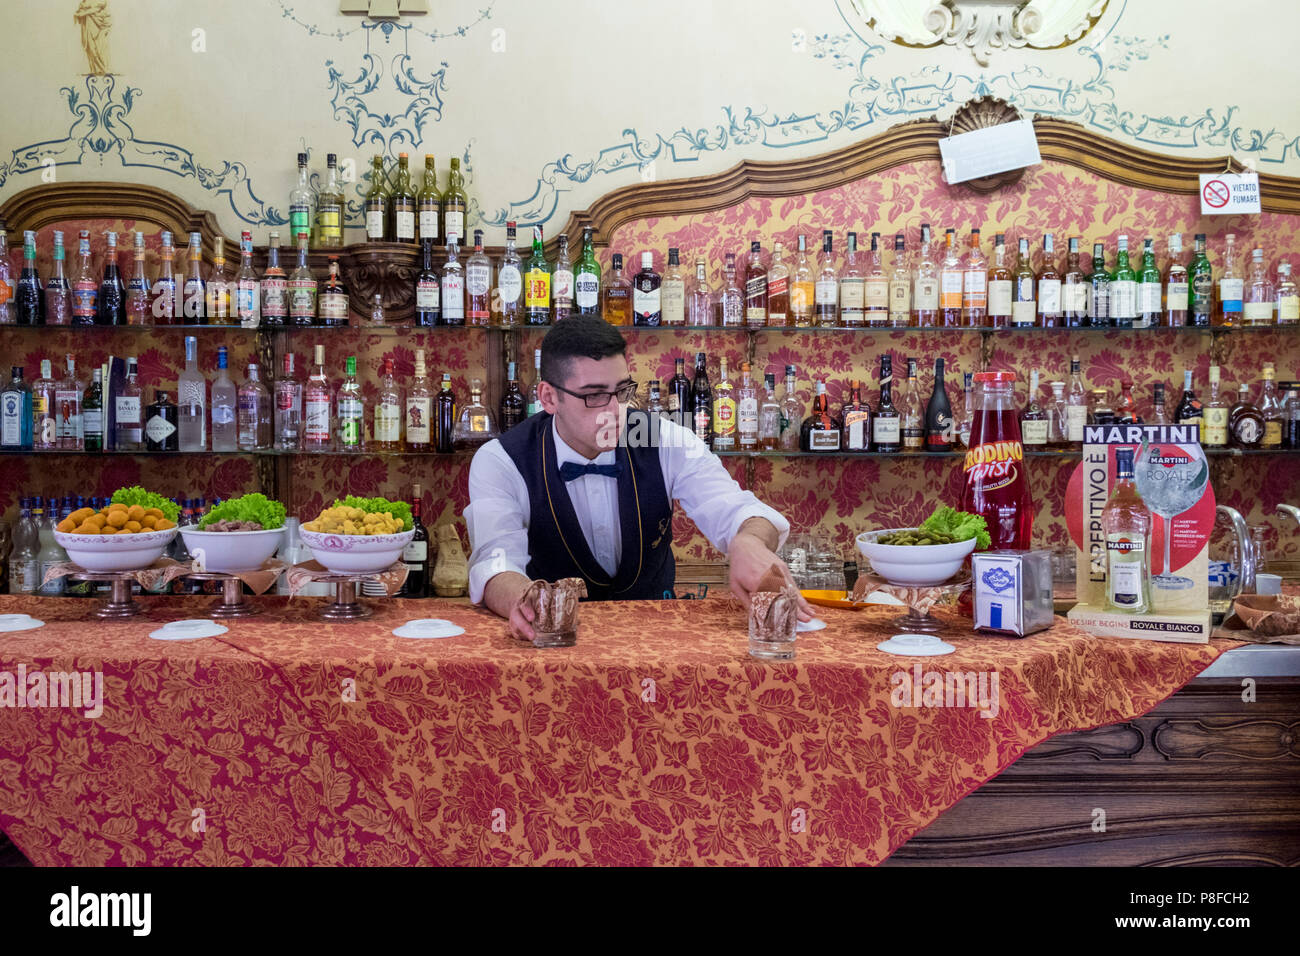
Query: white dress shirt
464 416 790 603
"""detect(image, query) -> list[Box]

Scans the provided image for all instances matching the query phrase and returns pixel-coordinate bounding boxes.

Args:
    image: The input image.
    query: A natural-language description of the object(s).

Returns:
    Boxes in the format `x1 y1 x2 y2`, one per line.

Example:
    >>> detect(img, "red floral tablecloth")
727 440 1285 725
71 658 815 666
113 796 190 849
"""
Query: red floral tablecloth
0 594 1242 865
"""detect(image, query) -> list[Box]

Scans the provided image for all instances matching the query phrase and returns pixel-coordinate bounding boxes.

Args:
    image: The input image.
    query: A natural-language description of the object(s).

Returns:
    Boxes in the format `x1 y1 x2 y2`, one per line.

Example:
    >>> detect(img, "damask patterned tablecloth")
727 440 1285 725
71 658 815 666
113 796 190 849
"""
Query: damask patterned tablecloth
0 594 1242 866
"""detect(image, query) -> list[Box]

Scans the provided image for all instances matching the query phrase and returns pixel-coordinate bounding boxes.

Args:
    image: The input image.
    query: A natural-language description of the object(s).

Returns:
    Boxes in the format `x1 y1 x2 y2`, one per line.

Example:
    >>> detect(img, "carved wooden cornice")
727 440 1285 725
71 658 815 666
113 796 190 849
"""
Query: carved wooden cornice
553 118 1300 250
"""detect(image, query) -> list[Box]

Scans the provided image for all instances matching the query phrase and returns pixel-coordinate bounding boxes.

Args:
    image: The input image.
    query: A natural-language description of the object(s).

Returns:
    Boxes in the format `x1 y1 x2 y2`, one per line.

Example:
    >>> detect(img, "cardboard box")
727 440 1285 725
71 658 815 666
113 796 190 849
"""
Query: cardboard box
1067 603 1211 644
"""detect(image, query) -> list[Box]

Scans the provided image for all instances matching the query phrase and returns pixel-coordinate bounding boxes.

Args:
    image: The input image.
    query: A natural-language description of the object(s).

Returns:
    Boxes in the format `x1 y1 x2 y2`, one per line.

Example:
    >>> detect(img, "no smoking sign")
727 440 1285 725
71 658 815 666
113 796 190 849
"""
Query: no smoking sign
1199 172 1261 215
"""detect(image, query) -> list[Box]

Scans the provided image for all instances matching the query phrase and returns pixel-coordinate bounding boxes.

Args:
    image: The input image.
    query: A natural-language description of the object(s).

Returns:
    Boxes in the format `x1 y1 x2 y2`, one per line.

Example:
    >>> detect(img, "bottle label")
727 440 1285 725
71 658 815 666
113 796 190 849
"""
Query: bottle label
1038 279 1061 314
1243 301 1273 322
467 263 490 297
575 272 599 309
407 397 432 443
1110 280 1136 319
1219 278 1244 311
962 270 987 308
1091 288 1109 322
236 281 259 322
115 395 141 424
1280 294 1299 324
1138 282 1161 315
365 210 385 239
844 411 868 450
338 398 362 446
737 396 758 435
839 278 864 311
864 278 888 310
262 278 288 317
1064 282 1089 314
940 271 963 309
810 429 841 451
444 211 464 243
633 287 661 323
212 401 235 425
790 280 813 315
988 280 1012 316
498 265 522 304
289 205 311 241
888 280 910 319
317 205 342 240
1066 404 1087 442
815 278 837 306
145 414 176 443
290 279 316 319
1011 300 1035 326
416 279 440 310
1107 534 1146 609
903 427 923 450
403 540 428 562
83 408 102 439
319 291 348 322
913 277 938 311
661 282 685 324
1 396 20 445
395 211 415 240
419 211 438 241
72 280 97 319
552 269 574 304
1166 280 1189 307
1201 406 1227 445
1022 418 1049 445
305 399 331 441
873 416 900 444
441 275 464 319
1264 420 1282 445
375 401 401 441
713 397 736 436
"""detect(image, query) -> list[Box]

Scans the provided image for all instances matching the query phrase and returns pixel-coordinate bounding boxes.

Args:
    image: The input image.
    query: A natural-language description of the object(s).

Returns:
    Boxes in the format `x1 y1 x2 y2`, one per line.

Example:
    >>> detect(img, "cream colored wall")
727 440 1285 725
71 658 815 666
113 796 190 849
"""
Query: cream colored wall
2 0 1297 238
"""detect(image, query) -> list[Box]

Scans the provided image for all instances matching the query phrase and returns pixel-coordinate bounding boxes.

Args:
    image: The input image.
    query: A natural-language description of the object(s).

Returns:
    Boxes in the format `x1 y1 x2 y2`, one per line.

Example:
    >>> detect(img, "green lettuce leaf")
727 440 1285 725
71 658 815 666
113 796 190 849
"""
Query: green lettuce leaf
197 493 286 530
920 505 992 550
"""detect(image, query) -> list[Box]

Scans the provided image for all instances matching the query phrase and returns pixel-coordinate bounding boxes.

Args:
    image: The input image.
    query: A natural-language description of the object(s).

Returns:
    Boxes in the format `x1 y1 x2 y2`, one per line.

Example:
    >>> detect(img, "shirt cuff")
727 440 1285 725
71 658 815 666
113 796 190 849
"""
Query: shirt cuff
467 544 529 605
720 501 790 555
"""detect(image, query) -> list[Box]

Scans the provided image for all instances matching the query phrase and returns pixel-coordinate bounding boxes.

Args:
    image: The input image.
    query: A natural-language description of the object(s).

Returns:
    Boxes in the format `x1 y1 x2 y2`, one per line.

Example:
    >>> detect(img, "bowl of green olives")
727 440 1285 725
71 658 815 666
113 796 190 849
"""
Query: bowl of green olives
855 527 977 586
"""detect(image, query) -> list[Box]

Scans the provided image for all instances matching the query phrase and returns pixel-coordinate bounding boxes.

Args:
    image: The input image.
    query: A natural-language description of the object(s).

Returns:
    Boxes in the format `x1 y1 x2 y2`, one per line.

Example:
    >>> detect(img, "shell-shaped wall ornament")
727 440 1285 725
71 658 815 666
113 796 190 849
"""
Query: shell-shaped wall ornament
945 96 1031 193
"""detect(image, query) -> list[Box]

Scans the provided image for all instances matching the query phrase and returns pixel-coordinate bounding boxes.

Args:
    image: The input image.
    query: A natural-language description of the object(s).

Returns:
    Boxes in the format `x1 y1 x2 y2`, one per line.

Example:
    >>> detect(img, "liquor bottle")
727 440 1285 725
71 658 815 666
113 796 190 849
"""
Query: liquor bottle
689 255 714 326
1259 363 1283 449
523 226 551 325
1110 235 1137 329
633 251 662 326
303 345 332 451
415 238 441 326
744 240 768 328
275 352 302 450
814 229 838 326
432 241 461 327
759 372 781 450
257 232 287 326
452 378 498 450
145 390 179 452
711 358 736 451
840 379 871 452
1174 369 1203 432
766 242 790 327
205 237 232 325
237 363 272 450
497 222 524 326
888 233 911 327
840 232 865 328
1228 383 1263 448
900 357 923 451
1278 263 1299 325
791 236 815 328
961 229 987 328
939 228 963 328
8 498 37 593
436 372 456 453
1135 238 1161 329
402 348 433 451
15 231 42 326
32 359 58 450
957 371 975 449
315 153 344 248
210 346 237 452
690 352 713 446
499 361 526 433
97 231 125 325
642 380 665 420
718 252 742 327
1 367 33 450
367 356 402 452
389 153 417 244
0 229 14 326
1218 233 1243 326
1243 248 1274 326
1065 354 1087 445
654 246 682 326
1047 380 1068 447
667 356 690 430
1038 233 1062 327
779 365 801 451
234 230 260 327
1148 382 1170 426
925 357 953 451
800 381 841 452
1011 237 1036 327
1087 242 1109 327
574 226 600 317
401 483 431 598
552 233 575 322
1061 236 1088 327
418 154 441 245
441 157 468 245
121 231 149 326
288 234 317 326
987 234 1012 328
317 255 348 327
55 355 84 450
336 356 365 450
176 336 206 452
1102 446 1152 614
1163 233 1188 327
526 348 543 419
873 354 901 453
37 501 68 597
601 253 632 326
115 357 143 451
914 224 939 327
44 230 71 325
177 232 203 323
1020 369 1048 447
463 229 491 326
1188 233 1212 327
736 362 759 450
863 233 888 327
1116 380 1142 425
289 152 314 246
1202 366 1228 448
70 230 97 326
1087 389 1115 426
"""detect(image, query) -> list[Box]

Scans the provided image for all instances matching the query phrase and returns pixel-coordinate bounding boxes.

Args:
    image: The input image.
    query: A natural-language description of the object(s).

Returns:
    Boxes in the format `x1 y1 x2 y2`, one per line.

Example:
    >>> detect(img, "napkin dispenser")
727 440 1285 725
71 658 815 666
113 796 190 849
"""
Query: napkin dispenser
972 550 1054 637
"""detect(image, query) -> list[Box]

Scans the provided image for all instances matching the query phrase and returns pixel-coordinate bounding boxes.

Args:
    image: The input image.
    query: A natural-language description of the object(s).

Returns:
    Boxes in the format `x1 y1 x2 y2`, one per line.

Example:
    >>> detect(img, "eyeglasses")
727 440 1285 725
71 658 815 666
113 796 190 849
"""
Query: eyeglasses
548 379 638 408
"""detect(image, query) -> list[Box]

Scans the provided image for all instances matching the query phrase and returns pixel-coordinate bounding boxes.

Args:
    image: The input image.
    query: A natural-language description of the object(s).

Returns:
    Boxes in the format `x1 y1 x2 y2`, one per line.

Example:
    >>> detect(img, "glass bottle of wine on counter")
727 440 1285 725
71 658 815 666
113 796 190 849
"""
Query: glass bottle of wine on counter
400 483 430 598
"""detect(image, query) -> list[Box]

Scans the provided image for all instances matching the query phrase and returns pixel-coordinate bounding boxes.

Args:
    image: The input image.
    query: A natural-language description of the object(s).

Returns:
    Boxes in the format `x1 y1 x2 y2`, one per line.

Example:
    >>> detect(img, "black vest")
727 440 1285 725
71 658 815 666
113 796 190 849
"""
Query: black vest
498 411 675 600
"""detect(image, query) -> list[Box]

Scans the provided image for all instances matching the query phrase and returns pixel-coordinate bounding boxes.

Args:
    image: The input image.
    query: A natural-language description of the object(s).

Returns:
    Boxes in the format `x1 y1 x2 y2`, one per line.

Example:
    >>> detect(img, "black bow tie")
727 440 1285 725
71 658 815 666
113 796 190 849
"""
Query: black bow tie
559 460 623 482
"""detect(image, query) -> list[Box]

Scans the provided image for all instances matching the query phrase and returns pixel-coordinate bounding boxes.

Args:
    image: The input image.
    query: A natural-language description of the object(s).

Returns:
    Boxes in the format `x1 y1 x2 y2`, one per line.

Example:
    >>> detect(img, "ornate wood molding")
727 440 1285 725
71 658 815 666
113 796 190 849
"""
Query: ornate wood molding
553 118 1300 250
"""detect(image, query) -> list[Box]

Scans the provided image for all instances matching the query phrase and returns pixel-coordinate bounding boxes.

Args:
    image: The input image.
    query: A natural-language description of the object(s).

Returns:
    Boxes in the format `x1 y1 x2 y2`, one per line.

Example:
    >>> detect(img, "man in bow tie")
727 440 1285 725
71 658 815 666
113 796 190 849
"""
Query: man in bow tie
466 315 811 640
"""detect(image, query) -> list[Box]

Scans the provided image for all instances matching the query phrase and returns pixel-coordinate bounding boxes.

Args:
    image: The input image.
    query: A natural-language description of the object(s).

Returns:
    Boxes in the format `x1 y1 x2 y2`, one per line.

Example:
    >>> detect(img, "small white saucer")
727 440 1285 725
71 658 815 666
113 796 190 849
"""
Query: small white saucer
876 633 955 656
796 618 827 632
149 619 229 641
392 618 466 639
860 591 906 606
0 614 44 632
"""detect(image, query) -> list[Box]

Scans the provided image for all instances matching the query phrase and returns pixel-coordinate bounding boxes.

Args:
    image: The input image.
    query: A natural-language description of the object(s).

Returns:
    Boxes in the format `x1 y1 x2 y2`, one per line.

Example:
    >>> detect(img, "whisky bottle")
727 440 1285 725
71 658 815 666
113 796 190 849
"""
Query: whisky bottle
987 234 1012 328
1065 355 1087 445
441 157 468 245
524 226 551 325
1260 363 1283 448
1061 236 1089 327
1038 233 1062 327
839 232 865 328
574 226 600 317
1174 369 1203 431
601 253 632 326
1011 237 1035 327
815 229 839 327
1228 383 1263 448
900 357 923 451
888 233 911 327
791 236 815 328
660 246 685 326
319 256 349 327
718 252 742 327
840 379 871 453
873 354 901 453
1277 263 1299 325
766 243 790 327
925 357 952 451
498 222 523 326
1020 368 1049 447
1136 238 1161 328
632 251 661 326
418 154 441 245
1243 248 1274 326
1088 242 1110 327
1164 233 1188 327
712 358 736 451
1218 233 1243 327
801 381 841 453
744 240 768 328
1188 233 1213 327
913 224 939 327
1110 235 1137 329
552 234 574 322
364 155 388 242
205 237 232 325
938 229 962 328
864 233 889 326
961 229 987 328
1202 366 1228 447
389 152 417 244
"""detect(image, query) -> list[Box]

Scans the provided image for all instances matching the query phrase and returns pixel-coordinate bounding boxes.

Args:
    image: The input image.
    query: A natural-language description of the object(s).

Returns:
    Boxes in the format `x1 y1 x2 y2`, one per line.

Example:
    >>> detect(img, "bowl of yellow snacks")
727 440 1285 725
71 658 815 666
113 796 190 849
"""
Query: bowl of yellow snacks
53 487 179 572
299 495 414 574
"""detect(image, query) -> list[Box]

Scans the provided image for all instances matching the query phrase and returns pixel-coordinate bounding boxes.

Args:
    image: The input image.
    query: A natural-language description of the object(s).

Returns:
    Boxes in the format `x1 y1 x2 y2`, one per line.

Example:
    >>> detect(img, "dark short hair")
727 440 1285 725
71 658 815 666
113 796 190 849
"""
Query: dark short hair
540 316 627 386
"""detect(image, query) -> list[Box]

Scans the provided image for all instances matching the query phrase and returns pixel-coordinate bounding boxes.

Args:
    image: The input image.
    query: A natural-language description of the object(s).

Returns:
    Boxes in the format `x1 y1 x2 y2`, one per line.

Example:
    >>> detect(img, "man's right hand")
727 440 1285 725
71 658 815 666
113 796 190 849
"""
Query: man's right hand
508 594 537 642
483 570 538 642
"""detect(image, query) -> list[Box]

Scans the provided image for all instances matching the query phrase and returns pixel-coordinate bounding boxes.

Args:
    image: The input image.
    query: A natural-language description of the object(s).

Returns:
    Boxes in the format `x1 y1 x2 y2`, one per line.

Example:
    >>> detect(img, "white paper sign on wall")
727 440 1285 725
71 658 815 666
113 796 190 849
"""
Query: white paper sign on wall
938 119 1041 185
1198 173 1261 215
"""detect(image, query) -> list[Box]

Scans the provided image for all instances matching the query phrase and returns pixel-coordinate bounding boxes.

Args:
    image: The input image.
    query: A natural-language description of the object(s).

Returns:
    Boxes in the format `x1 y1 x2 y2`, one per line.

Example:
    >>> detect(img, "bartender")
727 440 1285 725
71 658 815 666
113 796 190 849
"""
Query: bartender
466 315 812 640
